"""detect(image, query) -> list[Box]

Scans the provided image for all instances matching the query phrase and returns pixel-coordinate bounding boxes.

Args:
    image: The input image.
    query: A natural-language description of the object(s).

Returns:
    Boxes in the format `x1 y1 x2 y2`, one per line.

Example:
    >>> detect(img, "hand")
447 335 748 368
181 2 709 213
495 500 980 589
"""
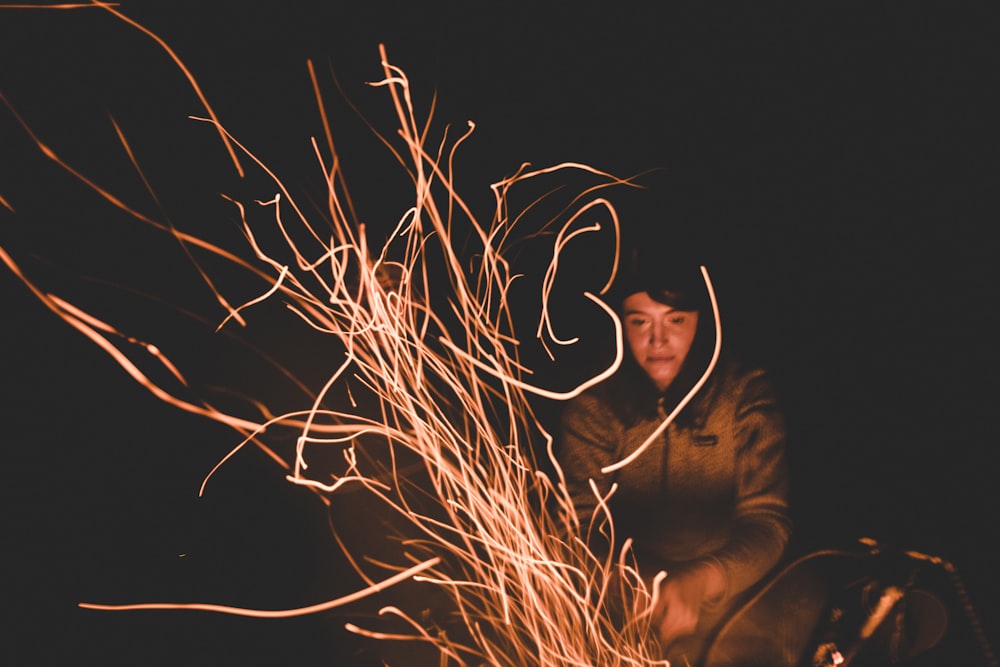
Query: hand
653 561 726 649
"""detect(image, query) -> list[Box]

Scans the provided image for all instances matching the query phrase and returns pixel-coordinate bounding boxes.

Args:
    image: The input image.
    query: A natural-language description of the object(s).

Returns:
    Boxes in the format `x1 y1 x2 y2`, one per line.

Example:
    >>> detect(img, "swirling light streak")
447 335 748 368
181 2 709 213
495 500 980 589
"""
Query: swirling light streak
0 6 731 665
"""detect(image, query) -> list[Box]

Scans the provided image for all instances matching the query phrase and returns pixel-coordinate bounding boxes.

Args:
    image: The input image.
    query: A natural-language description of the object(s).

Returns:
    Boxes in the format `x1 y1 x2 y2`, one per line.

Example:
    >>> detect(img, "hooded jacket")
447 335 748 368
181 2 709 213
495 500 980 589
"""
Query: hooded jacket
558 353 791 604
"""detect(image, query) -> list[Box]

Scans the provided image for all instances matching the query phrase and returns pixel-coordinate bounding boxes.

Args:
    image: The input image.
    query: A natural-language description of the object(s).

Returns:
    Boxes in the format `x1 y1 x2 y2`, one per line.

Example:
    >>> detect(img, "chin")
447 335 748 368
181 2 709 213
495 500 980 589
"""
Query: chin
647 369 677 385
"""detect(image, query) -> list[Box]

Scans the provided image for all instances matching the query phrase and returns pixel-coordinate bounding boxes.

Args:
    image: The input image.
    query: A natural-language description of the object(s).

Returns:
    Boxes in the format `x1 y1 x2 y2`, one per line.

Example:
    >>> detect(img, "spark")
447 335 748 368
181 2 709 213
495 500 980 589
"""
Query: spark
0 7 714 665
0 3 118 8
79 557 443 618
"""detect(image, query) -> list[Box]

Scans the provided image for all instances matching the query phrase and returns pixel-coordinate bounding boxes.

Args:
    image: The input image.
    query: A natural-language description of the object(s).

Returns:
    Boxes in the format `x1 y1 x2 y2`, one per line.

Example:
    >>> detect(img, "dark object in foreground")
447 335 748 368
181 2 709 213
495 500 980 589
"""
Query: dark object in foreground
703 539 996 667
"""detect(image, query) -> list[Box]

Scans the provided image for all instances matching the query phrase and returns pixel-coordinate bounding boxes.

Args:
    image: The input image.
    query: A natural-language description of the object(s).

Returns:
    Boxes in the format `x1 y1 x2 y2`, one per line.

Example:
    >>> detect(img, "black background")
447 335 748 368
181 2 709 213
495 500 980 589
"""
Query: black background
2 2 998 665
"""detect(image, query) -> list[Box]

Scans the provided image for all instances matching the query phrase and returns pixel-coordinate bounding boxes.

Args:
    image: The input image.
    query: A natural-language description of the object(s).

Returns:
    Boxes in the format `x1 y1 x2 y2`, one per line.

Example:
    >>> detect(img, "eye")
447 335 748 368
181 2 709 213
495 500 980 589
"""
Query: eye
668 315 687 325
626 316 650 327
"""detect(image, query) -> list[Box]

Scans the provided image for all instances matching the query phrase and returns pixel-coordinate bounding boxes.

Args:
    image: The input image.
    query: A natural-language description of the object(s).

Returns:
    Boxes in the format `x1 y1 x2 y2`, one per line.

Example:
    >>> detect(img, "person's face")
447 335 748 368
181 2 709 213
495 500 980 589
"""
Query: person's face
622 291 700 392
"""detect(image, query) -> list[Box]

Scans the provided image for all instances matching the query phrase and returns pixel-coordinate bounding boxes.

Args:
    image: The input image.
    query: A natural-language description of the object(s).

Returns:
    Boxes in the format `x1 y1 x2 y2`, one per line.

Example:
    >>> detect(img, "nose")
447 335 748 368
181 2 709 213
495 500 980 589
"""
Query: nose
650 321 668 347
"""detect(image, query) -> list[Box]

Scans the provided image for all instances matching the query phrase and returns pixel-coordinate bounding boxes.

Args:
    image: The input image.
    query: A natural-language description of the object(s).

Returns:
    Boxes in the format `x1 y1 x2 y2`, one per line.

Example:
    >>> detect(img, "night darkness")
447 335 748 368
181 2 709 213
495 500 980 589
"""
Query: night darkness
2 2 999 665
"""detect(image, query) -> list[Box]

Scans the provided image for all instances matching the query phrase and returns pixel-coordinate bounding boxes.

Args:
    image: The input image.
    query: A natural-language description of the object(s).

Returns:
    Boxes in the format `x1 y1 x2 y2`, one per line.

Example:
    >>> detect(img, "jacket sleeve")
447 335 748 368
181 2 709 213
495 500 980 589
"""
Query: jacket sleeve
557 391 620 535
708 370 792 602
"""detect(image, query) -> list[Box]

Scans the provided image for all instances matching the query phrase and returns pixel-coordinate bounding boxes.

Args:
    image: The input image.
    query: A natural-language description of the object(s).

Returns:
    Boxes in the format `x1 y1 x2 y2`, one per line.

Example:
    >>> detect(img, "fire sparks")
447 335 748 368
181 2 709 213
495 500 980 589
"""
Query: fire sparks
2 6 720 665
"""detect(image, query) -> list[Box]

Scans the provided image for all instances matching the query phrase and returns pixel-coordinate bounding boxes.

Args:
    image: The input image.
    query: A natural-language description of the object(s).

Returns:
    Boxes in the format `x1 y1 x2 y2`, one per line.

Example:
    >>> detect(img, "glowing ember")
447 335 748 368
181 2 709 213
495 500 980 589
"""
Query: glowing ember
2 5 722 665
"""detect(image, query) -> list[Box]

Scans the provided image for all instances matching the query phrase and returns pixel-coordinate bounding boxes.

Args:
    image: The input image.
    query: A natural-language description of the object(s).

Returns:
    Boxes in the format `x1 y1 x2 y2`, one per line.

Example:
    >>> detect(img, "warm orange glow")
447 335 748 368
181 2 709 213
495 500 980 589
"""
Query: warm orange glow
0 3 118 8
0 7 729 665
79 558 442 618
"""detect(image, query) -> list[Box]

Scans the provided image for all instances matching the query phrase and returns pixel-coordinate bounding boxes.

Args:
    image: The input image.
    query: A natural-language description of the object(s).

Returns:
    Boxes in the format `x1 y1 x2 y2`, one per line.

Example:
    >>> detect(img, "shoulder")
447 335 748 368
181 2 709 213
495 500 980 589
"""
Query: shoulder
562 381 618 422
698 355 782 418
557 382 626 454
560 372 643 436
713 355 775 393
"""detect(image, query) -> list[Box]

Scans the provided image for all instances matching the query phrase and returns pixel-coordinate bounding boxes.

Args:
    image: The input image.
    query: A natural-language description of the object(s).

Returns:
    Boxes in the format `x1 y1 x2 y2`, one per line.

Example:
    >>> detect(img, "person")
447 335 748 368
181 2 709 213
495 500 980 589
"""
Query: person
557 246 793 665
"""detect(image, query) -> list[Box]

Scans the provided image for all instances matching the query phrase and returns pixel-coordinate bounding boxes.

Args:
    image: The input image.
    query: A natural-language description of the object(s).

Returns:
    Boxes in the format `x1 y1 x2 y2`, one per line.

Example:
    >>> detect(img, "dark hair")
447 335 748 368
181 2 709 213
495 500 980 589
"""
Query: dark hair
609 244 712 315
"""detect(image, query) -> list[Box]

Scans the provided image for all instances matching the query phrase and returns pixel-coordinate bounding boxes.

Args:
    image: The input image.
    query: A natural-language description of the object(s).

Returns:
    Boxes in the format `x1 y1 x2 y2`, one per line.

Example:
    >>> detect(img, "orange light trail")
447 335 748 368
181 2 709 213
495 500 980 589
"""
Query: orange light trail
0 3 118 7
79 557 442 618
0 7 725 665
